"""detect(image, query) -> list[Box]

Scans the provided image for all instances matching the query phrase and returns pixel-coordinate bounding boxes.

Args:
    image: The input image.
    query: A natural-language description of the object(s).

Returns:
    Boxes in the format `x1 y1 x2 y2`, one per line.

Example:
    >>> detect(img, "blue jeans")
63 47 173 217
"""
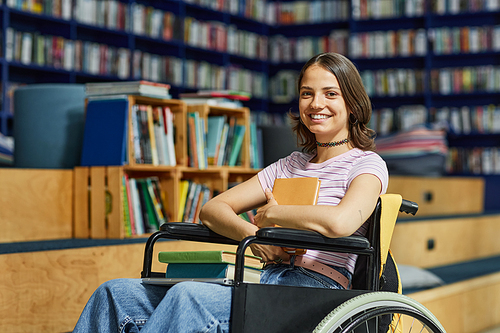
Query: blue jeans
72 261 351 333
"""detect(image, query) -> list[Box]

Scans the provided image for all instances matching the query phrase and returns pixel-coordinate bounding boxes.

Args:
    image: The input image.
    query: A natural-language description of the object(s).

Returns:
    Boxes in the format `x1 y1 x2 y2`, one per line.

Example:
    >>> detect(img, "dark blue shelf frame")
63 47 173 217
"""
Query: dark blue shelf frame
0 1 271 136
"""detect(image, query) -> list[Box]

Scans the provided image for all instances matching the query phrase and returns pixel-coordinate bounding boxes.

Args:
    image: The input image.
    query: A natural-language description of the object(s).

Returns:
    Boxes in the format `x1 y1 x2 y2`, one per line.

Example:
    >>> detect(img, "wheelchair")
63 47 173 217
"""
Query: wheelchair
141 194 446 333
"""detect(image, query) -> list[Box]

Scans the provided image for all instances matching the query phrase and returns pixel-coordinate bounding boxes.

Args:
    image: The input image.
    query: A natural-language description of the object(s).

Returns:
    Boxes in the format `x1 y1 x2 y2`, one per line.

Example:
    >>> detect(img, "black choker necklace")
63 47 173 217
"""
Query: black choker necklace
316 138 349 148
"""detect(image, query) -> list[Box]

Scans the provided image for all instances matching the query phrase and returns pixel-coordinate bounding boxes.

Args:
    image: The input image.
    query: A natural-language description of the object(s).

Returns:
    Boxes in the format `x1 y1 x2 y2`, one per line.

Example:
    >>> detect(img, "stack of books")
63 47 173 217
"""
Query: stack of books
85 80 171 99
180 90 251 109
158 250 263 284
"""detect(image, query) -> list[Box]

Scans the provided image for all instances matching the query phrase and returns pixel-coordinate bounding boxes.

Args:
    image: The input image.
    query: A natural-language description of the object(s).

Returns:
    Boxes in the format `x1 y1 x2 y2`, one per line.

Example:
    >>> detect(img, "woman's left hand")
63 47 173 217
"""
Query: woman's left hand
253 188 278 228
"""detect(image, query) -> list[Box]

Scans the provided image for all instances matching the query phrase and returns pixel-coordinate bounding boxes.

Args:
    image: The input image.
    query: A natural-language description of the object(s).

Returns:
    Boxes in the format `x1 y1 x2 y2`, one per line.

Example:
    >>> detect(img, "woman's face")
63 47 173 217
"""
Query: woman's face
298 64 350 143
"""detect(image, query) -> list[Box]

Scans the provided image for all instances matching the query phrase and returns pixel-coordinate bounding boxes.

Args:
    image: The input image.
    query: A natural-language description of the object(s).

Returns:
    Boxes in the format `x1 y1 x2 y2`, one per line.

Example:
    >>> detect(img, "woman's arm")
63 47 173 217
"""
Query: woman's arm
253 173 382 238
199 175 264 241
199 175 290 263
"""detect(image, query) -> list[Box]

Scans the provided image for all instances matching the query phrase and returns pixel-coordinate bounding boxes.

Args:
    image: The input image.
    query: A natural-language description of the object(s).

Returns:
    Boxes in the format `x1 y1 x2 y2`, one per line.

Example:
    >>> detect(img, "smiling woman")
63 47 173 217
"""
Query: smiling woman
72 53 389 333
290 53 376 155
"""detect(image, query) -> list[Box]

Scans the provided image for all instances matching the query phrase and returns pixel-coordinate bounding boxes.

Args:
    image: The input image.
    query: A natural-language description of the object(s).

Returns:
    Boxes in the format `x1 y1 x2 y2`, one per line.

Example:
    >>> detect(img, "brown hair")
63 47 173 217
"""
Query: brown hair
290 52 376 153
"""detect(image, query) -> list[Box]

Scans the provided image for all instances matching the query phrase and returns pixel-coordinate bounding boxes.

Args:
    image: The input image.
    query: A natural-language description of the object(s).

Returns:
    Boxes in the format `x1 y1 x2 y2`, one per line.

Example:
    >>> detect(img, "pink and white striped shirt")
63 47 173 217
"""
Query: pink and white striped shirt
257 148 389 274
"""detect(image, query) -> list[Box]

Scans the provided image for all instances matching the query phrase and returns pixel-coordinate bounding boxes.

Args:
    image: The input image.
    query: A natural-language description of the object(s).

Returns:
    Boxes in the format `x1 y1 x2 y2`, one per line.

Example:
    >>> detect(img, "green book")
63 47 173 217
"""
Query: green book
158 250 262 269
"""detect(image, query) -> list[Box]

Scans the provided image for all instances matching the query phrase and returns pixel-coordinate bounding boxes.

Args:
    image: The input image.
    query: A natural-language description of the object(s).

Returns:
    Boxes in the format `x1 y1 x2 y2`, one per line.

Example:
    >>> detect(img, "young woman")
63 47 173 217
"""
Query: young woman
72 52 388 333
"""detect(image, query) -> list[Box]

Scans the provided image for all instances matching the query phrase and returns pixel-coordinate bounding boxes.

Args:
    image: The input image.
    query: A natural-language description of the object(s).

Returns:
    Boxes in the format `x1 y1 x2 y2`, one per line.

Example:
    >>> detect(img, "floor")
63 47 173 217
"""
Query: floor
481 326 500 333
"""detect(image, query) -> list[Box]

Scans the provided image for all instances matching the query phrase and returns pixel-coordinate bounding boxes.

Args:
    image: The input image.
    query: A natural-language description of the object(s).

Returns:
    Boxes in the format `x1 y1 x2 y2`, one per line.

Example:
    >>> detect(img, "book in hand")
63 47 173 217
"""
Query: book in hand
85 80 171 98
165 263 261 284
158 250 263 269
271 177 321 255
272 177 321 205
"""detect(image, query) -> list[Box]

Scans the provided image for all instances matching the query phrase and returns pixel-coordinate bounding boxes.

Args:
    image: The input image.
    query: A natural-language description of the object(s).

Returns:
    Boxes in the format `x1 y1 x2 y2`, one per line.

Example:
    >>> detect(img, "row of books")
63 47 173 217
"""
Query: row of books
371 103 500 137
352 0 426 20
5 27 131 79
349 29 427 59
266 0 349 25
132 51 267 100
431 104 500 135
2 27 268 99
74 0 129 31
184 0 269 23
184 17 268 61
178 180 214 224
429 25 500 55
5 0 73 20
131 4 180 40
447 147 500 175
432 0 500 14
187 113 247 169
132 104 177 166
370 105 428 136
430 66 500 95
361 68 426 97
122 175 168 237
268 30 348 64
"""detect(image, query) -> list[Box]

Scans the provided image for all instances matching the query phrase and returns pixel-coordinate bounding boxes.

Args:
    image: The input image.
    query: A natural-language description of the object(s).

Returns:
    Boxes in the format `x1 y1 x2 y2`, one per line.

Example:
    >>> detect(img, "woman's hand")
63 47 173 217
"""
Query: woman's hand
253 188 278 228
249 243 290 264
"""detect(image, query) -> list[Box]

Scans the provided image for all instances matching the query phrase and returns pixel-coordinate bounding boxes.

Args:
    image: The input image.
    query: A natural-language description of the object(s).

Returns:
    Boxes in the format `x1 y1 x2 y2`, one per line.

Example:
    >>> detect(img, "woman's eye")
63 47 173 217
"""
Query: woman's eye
327 92 337 97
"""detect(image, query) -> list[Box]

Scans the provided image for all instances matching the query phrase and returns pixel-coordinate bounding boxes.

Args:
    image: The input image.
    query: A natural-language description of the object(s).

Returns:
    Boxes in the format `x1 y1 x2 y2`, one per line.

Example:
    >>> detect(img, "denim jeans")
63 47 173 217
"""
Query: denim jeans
72 260 351 333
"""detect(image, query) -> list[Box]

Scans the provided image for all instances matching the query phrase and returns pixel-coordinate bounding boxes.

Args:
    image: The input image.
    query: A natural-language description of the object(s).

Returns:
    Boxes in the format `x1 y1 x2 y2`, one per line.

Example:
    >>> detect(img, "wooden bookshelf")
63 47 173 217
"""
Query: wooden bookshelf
74 97 259 239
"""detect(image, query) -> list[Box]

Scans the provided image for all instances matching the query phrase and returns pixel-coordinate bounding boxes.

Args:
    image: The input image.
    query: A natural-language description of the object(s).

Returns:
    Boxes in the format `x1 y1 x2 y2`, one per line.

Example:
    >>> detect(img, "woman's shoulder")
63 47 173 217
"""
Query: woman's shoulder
350 148 384 161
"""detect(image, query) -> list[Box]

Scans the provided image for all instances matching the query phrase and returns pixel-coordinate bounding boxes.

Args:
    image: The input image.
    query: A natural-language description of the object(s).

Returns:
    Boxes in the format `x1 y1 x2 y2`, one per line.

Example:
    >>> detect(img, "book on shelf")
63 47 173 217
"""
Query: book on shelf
187 112 207 169
80 99 129 166
85 80 171 98
206 115 227 165
228 124 246 167
158 250 263 269
165 263 261 284
180 182 213 223
272 177 321 206
177 180 191 222
128 177 145 235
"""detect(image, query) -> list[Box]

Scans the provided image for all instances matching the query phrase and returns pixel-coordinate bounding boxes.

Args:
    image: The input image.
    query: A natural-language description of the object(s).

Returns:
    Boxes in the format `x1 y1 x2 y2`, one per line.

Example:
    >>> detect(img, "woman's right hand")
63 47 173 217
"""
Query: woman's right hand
250 243 290 265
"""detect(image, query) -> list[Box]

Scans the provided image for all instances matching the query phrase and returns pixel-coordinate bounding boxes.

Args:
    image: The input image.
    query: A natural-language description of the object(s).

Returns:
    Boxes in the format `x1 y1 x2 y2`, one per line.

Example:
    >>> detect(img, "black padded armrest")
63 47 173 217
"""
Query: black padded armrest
160 222 239 245
256 227 370 252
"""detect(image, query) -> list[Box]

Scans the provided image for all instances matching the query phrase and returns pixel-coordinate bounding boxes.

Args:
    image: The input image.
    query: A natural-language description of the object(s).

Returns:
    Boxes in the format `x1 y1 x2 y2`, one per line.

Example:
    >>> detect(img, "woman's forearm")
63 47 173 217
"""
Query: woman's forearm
199 200 259 241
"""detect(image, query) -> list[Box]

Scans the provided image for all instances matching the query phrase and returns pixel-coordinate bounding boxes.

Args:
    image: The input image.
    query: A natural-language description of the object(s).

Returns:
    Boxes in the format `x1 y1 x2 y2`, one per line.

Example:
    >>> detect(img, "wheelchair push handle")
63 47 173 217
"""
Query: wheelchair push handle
400 199 418 215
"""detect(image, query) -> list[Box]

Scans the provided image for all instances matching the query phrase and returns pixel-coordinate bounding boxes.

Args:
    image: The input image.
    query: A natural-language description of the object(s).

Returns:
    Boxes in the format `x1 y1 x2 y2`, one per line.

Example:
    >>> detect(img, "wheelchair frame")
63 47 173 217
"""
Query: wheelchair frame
140 197 444 333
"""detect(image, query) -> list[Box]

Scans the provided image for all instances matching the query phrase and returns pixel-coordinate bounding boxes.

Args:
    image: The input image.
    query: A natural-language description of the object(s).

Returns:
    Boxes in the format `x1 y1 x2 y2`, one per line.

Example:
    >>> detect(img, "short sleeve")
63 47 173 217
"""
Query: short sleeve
347 152 389 194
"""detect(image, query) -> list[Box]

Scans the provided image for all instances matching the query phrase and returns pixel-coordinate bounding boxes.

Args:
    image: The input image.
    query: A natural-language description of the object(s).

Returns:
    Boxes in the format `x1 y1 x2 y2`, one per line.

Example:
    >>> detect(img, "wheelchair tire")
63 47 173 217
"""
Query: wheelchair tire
312 292 446 333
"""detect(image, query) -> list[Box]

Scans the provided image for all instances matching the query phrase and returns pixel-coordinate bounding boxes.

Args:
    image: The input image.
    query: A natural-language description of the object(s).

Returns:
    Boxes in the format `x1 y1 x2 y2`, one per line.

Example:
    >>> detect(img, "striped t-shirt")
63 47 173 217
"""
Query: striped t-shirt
257 148 389 274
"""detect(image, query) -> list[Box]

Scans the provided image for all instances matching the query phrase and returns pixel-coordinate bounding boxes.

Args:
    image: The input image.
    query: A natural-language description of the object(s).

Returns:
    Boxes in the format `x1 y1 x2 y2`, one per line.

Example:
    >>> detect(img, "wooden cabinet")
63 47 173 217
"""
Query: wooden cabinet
74 97 259 239
387 176 485 217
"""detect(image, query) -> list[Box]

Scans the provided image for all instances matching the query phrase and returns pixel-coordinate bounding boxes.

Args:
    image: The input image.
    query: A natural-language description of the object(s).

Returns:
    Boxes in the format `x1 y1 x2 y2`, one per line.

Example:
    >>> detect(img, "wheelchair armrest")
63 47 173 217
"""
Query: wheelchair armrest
159 222 239 245
255 227 371 253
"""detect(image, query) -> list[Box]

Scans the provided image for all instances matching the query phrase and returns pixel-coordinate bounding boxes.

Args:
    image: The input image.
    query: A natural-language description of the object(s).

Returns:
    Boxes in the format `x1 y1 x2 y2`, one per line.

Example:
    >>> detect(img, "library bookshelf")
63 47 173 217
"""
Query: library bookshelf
74 97 259 239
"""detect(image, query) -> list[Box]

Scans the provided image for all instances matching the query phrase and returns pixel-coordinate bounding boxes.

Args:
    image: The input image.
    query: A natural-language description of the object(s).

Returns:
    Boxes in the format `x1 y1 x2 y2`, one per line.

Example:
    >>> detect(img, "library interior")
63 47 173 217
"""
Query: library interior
1 0 500 332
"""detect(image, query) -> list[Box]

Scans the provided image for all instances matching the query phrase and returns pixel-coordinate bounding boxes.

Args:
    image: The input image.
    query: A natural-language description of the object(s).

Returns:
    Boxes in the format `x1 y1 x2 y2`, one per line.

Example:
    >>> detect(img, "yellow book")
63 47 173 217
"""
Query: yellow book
272 177 321 205
271 177 321 255
177 180 190 221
